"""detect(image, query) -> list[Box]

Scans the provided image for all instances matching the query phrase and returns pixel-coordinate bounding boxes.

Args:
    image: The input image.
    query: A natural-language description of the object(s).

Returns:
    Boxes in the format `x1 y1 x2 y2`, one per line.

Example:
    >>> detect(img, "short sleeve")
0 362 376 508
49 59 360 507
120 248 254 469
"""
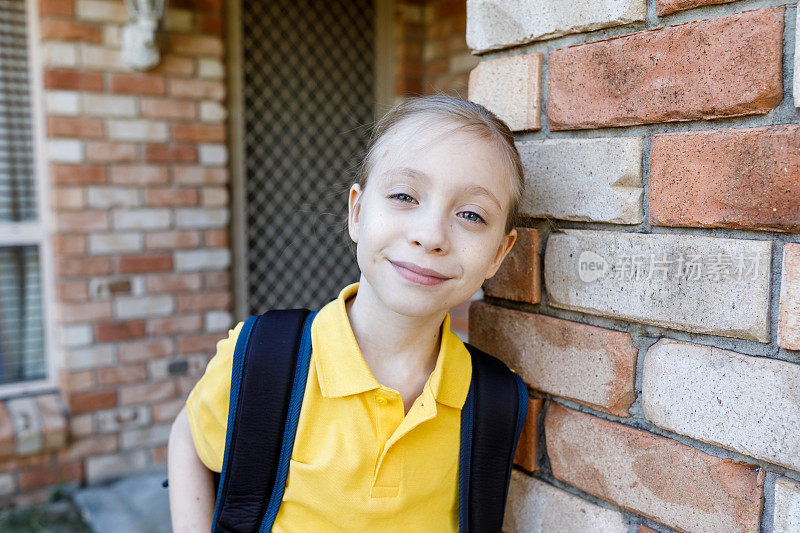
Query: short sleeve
185 320 245 472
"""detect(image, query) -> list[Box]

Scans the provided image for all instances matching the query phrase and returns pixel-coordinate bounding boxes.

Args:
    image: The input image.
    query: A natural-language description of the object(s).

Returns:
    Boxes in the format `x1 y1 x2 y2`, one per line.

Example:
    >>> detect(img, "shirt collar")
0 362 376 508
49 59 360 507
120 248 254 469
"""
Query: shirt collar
312 282 472 409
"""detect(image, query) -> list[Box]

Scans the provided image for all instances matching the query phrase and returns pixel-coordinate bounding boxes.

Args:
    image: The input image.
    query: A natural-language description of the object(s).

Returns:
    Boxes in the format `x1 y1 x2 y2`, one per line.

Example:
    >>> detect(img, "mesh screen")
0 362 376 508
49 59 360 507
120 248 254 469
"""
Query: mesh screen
241 0 374 313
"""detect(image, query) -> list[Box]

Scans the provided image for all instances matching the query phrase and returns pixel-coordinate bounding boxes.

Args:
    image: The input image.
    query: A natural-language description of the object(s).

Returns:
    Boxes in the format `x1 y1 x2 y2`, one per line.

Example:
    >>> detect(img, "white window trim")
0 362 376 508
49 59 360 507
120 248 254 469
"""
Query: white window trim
0 0 61 398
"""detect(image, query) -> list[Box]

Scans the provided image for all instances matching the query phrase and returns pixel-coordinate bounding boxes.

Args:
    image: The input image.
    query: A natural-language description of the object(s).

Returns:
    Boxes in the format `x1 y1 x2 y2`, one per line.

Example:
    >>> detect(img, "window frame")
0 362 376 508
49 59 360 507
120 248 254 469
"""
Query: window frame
0 0 61 397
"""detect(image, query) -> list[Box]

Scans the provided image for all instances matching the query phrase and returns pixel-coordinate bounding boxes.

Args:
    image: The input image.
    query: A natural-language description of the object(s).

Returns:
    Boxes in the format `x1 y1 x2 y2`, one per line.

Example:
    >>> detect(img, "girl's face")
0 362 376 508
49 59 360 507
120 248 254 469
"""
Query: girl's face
347 121 517 318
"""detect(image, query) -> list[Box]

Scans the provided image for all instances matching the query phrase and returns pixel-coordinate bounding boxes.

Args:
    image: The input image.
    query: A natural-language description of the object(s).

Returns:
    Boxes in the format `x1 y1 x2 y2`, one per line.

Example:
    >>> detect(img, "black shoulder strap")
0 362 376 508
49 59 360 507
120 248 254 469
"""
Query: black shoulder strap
211 308 315 533
460 343 528 533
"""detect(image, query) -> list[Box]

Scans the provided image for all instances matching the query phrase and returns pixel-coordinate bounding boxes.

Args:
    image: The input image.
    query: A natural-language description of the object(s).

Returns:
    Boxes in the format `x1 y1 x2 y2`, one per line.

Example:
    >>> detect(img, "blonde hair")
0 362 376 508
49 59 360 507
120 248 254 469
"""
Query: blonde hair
350 94 524 236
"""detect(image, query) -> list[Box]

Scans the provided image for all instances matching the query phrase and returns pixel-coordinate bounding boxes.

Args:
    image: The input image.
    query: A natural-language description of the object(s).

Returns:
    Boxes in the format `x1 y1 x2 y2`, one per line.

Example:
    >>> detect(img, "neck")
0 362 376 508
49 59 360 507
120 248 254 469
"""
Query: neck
345 276 447 380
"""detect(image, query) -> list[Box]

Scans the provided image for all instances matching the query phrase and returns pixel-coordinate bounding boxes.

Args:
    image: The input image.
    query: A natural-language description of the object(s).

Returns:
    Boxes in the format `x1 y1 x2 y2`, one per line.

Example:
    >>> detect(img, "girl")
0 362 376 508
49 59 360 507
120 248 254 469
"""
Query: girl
167 94 525 531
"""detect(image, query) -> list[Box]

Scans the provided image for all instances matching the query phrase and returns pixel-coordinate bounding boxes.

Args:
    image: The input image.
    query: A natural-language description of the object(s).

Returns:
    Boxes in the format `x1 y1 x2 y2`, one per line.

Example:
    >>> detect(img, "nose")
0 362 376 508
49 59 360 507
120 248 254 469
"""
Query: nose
408 206 449 254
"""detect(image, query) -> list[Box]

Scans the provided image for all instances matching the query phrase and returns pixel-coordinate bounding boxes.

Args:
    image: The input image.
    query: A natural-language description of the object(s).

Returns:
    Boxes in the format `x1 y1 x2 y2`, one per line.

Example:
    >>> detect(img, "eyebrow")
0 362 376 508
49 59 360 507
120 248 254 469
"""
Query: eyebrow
382 167 503 210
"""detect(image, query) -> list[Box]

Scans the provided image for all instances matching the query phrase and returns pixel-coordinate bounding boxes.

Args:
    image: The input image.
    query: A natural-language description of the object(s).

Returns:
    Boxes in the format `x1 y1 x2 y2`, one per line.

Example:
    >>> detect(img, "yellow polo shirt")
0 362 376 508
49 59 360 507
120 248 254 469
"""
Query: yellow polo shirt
185 282 473 531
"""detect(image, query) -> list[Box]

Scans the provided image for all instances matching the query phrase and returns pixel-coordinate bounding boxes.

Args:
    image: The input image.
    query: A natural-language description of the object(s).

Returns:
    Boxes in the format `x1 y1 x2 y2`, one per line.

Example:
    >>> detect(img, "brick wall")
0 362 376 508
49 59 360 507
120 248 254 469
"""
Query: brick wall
0 0 230 507
467 1 800 531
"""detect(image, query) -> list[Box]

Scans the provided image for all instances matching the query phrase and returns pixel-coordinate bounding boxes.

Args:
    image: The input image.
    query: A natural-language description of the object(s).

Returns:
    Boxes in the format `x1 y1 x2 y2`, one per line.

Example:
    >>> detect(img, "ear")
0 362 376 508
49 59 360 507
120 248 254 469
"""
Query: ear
484 228 517 280
347 183 363 244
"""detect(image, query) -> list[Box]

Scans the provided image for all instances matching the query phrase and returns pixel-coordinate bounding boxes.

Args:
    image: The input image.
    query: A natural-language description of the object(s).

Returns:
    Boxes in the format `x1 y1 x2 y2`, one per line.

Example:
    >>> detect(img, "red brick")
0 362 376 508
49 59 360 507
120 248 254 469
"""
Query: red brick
69 391 117 414
169 0 222 13
545 403 765 532
57 434 118 462
547 7 784 130
145 230 201 250
36 395 67 449
152 398 185 423
118 338 174 363
140 98 197 120
144 144 198 163
39 0 73 17
51 164 106 185
61 370 95 393
58 301 112 323
482 227 540 304
119 381 177 406
168 34 224 57
19 463 82 492
56 280 89 301
55 210 109 233
95 320 146 342
56 256 112 277
147 314 202 336
198 14 224 35
110 165 169 185
110 73 167 96
203 271 230 289
172 124 226 143
168 78 225 100
86 142 137 163
148 55 195 77
178 331 228 355
173 166 227 185
146 272 203 292
204 229 228 247
40 19 101 43
44 69 104 91
656 0 738 16
470 302 637 417
51 234 87 255
144 188 199 207
177 291 231 313
97 364 148 386
513 397 543 472
649 124 800 232
116 253 173 274
47 116 104 138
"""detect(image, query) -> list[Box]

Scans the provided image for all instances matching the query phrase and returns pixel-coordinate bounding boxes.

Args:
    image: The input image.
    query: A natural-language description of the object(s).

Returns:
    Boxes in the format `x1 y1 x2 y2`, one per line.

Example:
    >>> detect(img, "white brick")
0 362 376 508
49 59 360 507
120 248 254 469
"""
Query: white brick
47 139 84 163
60 324 93 347
468 53 542 132
201 186 228 206
102 25 121 47
81 94 137 117
503 470 627 532
643 339 800 471
80 44 125 71
86 450 148 483
6 397 43 455
517 138 644 224
112 208 171 230
87 187 140 209
114 295 175 319
107 119 168 142
467 0 646 53
775 477 800 533
175 248 231 271
0 473 15 497
199 101 227 122
164 8 194 32
544 230 772 342
120 423 172 449
205 310 233 332
198 58 224 79
175 208 229 229
96 405 151 434
41 42 78 68
68 345 116 371
46 90 81 115
778 243 800 350
198 143 228 165
88 232 143 254
76 0 129 23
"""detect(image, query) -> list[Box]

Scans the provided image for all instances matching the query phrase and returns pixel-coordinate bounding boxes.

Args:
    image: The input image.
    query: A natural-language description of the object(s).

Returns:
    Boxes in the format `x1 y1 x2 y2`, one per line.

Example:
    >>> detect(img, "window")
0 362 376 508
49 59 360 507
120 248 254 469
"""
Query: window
0 0 51 391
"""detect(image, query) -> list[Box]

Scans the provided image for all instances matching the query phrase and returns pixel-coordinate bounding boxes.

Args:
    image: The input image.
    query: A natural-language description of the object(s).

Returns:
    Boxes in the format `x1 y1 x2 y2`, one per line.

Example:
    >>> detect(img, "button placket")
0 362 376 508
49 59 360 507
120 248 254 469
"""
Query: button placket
372 388 404 493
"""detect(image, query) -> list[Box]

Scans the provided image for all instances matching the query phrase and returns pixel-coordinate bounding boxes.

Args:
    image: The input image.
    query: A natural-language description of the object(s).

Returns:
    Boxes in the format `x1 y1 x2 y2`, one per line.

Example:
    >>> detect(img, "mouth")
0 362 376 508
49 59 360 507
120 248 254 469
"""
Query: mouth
389 259 451 286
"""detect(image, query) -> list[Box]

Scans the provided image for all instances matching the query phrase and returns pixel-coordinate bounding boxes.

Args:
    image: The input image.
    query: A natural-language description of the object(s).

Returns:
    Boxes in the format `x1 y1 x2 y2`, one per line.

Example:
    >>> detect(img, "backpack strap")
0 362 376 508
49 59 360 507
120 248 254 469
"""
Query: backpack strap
459 343 528 533
211 308 317 533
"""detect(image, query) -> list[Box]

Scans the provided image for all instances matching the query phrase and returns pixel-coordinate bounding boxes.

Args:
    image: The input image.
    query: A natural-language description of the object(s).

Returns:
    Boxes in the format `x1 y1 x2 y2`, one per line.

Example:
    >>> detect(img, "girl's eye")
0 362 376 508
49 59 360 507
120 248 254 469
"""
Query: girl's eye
387 193 486 225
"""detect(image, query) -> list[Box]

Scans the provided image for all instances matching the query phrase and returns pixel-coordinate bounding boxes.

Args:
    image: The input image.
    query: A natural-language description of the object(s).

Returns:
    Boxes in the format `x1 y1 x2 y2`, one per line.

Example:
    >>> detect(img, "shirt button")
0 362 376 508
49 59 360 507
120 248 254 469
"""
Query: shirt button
376 396 387 405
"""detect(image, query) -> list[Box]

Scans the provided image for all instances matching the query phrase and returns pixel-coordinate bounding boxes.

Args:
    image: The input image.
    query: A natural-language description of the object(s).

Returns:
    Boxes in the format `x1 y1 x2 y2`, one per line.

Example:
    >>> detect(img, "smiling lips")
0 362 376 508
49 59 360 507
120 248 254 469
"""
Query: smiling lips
389 259 450 286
